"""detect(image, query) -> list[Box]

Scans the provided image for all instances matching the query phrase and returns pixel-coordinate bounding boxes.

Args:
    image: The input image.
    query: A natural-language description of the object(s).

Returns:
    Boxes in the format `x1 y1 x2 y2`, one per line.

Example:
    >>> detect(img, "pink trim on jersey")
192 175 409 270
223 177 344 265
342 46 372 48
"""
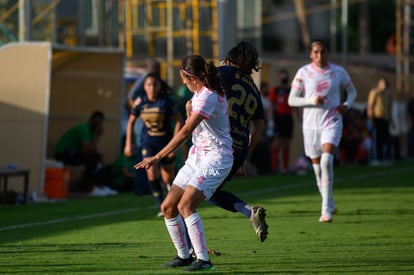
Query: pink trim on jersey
316 81 330 93
197 99 208 105
291 83 303 91
192 109 209 119
218 95 225 103
197 86 209 95
198 139 210 152
193 87 210 116
311 63 330 73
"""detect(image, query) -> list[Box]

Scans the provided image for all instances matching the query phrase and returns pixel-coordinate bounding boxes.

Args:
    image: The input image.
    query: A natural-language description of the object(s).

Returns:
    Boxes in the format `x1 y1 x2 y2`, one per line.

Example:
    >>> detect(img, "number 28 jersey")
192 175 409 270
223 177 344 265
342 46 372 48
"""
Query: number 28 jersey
219 66 265 154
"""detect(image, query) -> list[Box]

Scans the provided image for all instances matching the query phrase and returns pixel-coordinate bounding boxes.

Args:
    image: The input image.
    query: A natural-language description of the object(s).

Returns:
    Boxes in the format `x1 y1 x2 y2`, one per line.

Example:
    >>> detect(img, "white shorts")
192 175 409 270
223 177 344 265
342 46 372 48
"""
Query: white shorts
303 126 343 159
173 150 233 199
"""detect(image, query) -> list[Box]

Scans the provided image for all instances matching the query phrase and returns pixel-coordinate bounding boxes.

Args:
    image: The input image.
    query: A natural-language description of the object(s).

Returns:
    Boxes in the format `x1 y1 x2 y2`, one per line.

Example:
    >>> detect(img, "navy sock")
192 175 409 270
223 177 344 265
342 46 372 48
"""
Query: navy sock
209 190 251 218
148 179 164 206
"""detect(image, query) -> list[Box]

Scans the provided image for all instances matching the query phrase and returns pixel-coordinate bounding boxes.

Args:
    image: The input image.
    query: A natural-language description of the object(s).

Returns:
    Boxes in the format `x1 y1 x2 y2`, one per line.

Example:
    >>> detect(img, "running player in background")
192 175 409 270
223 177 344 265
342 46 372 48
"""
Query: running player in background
208 41 269 242
124 72 183 216
288 39 357 223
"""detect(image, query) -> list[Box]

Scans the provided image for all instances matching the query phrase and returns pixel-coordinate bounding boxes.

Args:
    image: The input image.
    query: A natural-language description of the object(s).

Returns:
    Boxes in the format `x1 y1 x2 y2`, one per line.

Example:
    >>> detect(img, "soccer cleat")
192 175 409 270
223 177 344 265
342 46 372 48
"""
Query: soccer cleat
319 214 333 223
250 206 269 242
89 186 107 197
183 259 214 271
161 256 194 268
101 186 118 196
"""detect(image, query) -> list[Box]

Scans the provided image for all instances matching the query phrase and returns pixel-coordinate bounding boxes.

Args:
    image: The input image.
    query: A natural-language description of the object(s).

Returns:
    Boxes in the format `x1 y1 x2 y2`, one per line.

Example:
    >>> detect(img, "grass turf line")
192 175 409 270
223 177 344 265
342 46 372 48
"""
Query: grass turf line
0 160 413 274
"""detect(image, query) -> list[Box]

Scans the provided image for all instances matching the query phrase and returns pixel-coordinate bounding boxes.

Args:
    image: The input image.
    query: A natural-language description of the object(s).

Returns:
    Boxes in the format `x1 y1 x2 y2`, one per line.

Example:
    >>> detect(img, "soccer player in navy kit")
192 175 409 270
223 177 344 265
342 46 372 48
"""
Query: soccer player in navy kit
124 72 183 216
209 41 269 242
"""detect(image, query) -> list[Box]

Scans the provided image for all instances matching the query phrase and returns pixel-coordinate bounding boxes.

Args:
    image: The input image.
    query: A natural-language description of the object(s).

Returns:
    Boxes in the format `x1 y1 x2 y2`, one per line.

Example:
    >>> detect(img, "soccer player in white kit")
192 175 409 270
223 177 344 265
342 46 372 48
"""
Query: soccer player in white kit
288 39 357 223
135 55 233 271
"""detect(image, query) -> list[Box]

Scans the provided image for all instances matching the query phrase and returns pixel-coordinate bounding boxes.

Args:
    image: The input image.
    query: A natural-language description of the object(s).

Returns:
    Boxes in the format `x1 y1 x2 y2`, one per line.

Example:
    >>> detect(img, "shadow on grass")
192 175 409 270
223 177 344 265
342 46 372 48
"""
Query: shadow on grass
0 160 413 245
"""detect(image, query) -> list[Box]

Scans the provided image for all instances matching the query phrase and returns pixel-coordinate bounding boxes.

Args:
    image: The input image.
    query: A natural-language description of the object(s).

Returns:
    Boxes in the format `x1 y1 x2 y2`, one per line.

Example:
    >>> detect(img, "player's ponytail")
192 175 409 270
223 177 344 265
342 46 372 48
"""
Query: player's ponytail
204 61 225 96
181 55 225 96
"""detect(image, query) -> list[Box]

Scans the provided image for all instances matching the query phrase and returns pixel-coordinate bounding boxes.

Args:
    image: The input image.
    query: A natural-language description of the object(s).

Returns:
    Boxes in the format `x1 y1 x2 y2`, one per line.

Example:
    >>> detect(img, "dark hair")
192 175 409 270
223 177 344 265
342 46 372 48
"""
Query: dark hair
224 41 260 75
90 111 105 121
143 71 160 87
378 76 389 88
309 39 329 52
145 72 171 95
143 72 164 96
181 55 225 96
144 72 161 81
278 68 289 75
278 68 290 85
89 111 105 132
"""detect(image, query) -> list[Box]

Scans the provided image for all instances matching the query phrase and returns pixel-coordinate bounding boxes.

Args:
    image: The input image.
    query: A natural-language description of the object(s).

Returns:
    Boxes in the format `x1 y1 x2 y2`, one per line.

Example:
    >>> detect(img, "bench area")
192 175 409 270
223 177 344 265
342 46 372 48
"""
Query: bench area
0 168 30 204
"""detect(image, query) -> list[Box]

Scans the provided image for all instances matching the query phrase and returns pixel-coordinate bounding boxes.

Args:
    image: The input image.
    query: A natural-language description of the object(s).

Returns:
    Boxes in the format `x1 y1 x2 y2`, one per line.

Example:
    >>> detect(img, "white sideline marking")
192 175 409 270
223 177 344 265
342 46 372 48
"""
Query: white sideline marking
0 207 152 232
0 166 410 232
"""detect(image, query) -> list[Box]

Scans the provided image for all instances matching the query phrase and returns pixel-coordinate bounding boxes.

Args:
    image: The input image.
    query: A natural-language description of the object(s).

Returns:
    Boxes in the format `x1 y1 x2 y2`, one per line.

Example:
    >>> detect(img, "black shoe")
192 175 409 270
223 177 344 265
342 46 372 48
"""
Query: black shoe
183 259 214 271
161 256 194 268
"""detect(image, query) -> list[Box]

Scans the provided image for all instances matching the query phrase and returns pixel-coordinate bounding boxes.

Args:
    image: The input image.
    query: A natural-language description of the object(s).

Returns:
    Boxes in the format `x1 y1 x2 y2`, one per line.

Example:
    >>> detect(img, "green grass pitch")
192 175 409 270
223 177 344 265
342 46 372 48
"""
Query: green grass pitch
1 160 413 274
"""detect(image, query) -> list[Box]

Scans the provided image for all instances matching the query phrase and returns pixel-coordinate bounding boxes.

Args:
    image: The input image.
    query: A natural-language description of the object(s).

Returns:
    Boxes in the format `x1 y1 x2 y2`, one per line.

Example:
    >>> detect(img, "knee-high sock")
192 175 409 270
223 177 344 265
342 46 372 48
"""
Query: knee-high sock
312 163 322 194
185 213 209 262
164 215 190 259
320 153 335 215
148 179 164 206
208 190 251 218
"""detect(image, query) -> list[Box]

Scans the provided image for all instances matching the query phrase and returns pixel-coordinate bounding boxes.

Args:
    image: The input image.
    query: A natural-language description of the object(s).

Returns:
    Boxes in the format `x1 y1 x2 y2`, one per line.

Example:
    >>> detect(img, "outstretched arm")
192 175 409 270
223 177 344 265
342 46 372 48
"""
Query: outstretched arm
134 112 203 170
288 86 325 107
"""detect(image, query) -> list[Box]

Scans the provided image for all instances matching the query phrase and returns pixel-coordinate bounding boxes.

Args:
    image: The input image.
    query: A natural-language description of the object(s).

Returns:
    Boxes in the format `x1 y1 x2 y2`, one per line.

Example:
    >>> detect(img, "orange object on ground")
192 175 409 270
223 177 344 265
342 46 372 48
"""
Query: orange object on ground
44 167 70 199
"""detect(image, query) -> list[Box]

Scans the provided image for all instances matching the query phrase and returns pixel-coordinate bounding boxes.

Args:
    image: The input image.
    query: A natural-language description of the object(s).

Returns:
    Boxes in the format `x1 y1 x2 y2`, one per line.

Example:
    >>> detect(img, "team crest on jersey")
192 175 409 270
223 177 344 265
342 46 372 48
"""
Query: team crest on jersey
316 80 329 92
134 97 142 106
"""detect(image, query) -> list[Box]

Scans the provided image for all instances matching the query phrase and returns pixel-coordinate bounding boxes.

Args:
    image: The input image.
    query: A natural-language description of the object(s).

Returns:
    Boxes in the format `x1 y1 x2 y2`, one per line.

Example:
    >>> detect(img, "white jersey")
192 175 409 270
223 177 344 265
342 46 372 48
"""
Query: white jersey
289 63 356 130
173 86 233 199
190 86 233 157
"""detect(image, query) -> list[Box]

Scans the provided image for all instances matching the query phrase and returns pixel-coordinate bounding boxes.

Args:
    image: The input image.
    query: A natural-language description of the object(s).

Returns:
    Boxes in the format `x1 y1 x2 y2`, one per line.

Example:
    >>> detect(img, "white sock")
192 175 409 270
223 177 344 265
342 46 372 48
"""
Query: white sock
184 212 209 262
164 215 190 259
312 163 322 194
320 153 334 215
